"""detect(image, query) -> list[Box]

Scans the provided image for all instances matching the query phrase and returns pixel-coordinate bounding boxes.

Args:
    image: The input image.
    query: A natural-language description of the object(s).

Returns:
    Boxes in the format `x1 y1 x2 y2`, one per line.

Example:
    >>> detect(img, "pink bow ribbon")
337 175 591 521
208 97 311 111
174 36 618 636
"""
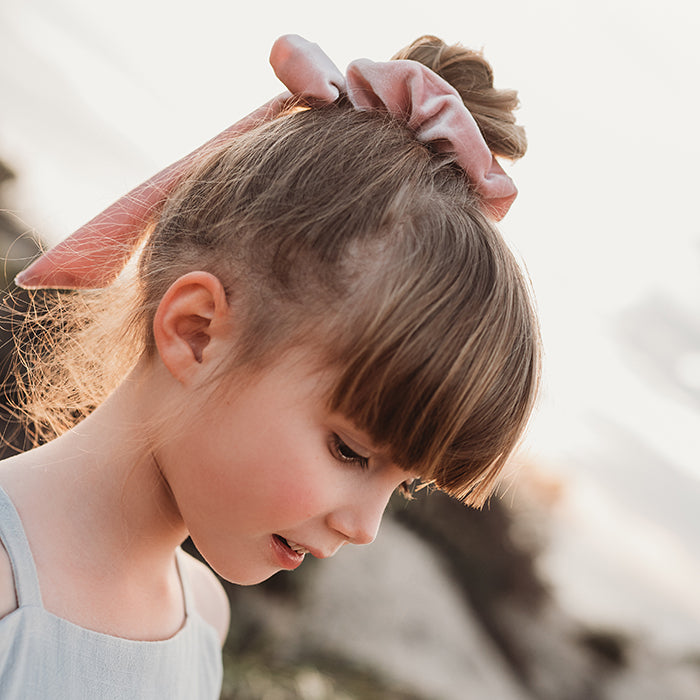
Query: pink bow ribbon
16 35 517 290
271 37 517 219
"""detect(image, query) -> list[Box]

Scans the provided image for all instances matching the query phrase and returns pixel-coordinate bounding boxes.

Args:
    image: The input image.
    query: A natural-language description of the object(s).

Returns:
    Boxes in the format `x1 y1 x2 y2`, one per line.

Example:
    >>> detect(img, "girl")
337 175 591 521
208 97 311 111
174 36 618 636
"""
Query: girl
0 34 539 698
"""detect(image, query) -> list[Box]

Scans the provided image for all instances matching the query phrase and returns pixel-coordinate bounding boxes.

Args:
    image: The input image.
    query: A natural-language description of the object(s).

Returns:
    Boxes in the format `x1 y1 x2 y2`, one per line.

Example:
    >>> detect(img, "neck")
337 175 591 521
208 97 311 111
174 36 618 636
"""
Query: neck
0 361 188 576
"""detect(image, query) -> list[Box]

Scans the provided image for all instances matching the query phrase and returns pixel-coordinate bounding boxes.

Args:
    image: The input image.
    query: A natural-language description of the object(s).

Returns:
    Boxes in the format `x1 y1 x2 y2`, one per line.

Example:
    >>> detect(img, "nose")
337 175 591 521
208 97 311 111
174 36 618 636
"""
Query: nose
327 489 392 546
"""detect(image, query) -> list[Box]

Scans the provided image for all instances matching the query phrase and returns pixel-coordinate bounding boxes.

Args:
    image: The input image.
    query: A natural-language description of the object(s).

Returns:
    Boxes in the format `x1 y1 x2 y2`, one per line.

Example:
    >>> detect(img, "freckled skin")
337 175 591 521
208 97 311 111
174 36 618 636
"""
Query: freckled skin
155 354 410 585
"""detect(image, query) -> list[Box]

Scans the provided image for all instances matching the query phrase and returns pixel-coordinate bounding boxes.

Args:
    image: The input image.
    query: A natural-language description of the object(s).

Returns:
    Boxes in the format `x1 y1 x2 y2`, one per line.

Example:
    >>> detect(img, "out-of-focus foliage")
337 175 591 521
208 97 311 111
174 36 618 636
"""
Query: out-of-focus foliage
220 649 424 700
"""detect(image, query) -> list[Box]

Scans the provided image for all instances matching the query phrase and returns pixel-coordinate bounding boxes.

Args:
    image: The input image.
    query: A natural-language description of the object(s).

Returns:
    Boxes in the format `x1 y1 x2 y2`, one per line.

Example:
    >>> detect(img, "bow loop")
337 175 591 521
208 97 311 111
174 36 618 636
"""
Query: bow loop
343 58 516 220
270 35 345 104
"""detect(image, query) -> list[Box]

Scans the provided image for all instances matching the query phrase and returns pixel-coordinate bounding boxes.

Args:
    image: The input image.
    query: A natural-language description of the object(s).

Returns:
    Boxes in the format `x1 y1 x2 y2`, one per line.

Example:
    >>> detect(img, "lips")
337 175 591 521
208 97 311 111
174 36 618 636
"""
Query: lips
280 537 310 555
272 535 338 561
273 534 310 557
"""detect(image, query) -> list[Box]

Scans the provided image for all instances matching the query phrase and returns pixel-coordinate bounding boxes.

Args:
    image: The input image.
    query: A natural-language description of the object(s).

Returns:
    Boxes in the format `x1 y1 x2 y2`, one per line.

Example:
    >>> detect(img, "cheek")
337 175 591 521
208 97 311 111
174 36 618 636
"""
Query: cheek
265 478 328 521
164 395 343 528
252 455 339 522
232 431 340 522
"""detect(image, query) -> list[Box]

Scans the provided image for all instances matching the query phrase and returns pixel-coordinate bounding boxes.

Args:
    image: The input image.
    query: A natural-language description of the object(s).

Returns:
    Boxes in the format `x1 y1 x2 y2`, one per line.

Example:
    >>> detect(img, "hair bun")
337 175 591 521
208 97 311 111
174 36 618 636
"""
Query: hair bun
392 36 526 160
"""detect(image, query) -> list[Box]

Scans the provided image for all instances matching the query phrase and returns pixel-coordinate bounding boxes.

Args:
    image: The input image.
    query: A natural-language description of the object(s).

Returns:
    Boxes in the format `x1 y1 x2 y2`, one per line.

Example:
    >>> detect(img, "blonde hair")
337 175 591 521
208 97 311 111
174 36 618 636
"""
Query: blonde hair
13 36 540 507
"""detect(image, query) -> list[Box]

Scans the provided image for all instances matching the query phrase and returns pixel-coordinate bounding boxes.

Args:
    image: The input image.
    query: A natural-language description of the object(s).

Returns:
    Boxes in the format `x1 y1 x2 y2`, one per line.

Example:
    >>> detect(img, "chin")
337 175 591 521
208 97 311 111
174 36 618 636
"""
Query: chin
228 573 279 587
209 562 279 587
238 573 278 586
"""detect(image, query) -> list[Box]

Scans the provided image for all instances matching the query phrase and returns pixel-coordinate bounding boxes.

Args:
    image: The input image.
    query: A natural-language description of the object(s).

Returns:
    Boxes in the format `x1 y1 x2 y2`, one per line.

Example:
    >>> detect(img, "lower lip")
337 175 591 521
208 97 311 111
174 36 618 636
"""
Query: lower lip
271 535 305 570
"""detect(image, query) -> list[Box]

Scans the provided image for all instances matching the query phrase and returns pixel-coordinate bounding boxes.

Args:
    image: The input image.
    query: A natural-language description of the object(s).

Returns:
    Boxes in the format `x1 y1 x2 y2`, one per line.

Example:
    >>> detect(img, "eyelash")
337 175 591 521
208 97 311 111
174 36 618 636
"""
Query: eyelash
329 434 417 496
329 434 369 470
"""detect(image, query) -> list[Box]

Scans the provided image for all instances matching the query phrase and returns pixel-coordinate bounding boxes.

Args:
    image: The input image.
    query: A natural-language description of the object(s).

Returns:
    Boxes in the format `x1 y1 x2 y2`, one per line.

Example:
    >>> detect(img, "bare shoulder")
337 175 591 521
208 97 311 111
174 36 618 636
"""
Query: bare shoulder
179 549 230 646
0 541 17 620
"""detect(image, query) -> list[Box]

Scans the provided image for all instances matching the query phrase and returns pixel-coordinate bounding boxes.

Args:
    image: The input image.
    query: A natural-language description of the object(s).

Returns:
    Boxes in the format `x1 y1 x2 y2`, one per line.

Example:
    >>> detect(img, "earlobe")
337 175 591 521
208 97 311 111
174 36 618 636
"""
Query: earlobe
153 272 230 383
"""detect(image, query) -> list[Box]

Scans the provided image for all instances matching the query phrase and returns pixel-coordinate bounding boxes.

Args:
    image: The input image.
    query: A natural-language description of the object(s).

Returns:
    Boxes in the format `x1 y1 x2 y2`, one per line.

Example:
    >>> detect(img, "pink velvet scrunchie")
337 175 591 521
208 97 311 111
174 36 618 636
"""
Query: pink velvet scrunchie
271 36 516 219
16 35 518 290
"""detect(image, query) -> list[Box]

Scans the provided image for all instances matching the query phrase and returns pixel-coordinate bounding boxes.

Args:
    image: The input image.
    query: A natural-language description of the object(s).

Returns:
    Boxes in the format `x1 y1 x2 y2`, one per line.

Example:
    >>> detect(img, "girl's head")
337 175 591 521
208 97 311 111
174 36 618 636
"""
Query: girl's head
17 35 540 507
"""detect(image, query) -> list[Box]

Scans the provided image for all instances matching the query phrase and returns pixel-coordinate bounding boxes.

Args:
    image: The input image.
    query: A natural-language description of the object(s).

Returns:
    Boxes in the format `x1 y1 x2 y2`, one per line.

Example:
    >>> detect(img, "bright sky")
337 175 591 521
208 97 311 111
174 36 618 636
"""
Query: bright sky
1 0 700 477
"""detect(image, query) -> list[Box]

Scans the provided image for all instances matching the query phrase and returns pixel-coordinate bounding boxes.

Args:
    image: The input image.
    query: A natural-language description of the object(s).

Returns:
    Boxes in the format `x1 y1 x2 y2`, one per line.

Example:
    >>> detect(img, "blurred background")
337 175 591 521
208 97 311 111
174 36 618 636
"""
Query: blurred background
1 0 699 697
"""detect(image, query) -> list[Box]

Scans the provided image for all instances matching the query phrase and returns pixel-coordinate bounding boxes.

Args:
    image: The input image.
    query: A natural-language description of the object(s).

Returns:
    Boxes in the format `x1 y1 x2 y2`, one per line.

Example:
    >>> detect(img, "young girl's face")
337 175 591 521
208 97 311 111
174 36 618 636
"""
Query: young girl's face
155 351 414 585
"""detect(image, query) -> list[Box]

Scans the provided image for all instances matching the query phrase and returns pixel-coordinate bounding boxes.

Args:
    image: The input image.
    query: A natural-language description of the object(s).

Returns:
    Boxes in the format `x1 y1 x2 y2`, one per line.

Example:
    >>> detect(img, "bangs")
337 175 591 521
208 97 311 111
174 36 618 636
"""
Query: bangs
326 205 540 508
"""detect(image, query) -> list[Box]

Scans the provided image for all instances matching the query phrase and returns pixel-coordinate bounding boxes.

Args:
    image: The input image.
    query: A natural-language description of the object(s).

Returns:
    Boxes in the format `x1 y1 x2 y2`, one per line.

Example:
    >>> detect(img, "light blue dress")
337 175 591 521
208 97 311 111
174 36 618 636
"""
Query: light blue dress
0 486 223 699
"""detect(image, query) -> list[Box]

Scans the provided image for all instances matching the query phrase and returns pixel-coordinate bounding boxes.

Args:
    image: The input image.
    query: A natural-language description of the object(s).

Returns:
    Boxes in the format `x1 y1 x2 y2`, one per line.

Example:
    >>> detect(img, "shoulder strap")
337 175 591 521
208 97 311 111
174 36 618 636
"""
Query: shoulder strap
0 486 44 607
174 547 195 618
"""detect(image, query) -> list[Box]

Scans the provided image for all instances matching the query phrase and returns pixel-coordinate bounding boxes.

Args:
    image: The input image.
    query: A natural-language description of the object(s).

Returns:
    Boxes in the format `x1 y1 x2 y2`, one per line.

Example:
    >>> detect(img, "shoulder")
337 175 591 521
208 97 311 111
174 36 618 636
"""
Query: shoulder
179 549 230 646
0 541 17 620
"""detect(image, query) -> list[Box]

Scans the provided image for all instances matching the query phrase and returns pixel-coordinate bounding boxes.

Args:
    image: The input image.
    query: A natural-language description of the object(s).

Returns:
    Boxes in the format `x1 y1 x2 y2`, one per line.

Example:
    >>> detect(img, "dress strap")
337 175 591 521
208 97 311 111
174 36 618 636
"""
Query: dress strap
174 547 195 618
0 485 44 608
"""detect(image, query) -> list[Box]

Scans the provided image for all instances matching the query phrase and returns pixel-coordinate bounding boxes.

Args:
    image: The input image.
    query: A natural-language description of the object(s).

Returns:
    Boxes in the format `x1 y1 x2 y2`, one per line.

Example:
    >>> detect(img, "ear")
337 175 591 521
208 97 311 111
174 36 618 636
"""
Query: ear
153 271 230 384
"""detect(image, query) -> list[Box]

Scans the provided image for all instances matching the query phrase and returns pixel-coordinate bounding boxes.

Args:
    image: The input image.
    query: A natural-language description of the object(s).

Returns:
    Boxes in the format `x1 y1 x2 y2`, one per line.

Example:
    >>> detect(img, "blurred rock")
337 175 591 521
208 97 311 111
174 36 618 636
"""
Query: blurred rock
605 646 700 700
299 516 529 700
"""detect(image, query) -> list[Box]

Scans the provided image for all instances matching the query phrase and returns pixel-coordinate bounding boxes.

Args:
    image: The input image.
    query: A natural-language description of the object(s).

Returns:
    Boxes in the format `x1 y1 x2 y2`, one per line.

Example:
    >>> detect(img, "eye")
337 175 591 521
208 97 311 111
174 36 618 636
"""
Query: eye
329 434 370 470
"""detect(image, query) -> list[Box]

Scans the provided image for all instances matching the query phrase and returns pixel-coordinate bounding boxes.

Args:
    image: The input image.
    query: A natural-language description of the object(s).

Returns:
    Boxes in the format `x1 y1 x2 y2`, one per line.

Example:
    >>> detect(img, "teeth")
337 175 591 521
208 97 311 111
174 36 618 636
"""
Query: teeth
285 539 310 555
